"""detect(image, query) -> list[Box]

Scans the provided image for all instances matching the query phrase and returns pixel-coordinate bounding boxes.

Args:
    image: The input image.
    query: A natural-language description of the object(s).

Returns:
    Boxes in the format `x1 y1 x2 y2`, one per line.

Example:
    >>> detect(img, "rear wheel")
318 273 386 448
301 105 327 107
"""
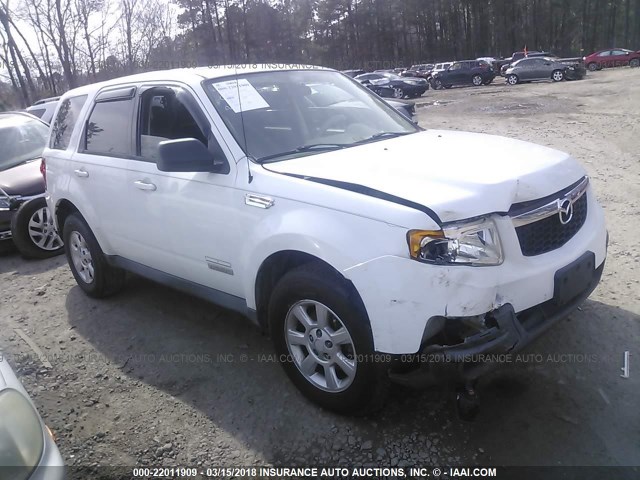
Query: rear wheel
11 197 64 259
507 74 519 85
63 213 125 298
552 69 564 82
472 74 483 86
587 62 598 72
269 263 389 415
630 58 640 68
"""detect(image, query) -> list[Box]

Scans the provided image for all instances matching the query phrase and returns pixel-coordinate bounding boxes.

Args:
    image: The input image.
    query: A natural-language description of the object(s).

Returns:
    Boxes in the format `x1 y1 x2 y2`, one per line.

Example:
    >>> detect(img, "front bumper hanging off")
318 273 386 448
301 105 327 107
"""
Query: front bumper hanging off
390 251 604 386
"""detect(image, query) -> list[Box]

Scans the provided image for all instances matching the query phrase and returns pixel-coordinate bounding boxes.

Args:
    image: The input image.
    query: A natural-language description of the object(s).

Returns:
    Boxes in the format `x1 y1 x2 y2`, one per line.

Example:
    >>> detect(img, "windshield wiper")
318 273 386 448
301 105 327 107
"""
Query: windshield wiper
354 131 413 145
257 143 347 163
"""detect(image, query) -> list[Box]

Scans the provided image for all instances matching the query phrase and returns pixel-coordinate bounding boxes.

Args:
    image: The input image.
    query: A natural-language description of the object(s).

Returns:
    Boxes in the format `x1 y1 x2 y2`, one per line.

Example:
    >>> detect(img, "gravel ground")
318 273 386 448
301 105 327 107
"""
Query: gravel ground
0 67 638 476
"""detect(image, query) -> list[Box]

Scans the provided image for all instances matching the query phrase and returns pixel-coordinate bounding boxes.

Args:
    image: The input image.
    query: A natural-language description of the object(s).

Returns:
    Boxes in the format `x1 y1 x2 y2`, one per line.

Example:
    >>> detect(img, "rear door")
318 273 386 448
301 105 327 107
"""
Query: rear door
67 87 138 256
610 49 631 66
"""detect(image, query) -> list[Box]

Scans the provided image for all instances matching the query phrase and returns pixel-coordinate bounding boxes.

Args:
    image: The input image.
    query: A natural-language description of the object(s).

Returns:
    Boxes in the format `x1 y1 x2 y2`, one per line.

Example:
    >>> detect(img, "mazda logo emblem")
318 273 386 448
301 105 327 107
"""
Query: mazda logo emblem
558 198 574 225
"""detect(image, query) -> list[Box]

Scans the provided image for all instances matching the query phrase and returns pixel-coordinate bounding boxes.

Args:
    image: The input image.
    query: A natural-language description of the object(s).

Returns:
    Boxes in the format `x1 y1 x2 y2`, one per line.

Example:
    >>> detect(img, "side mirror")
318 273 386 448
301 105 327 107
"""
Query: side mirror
157 138 220 173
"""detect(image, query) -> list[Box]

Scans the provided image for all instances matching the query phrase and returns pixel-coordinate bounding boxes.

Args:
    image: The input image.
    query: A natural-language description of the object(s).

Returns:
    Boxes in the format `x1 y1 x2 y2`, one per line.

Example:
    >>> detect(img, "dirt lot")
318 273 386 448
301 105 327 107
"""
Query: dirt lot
1 68 639 476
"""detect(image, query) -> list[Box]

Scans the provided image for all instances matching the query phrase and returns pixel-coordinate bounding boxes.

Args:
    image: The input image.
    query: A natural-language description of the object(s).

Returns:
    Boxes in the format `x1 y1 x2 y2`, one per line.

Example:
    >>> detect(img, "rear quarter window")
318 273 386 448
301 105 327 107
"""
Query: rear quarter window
50 95 88 150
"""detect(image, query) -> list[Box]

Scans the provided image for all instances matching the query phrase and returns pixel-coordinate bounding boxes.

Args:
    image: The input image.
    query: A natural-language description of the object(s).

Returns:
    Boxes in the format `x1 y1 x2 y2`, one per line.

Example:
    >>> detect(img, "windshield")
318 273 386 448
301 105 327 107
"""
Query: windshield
203 69 418 163
0 115 49 171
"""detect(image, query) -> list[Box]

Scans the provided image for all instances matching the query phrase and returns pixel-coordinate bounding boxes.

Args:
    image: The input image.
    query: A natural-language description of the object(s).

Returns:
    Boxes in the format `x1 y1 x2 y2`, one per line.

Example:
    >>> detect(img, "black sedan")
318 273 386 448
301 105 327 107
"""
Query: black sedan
354 72 428 98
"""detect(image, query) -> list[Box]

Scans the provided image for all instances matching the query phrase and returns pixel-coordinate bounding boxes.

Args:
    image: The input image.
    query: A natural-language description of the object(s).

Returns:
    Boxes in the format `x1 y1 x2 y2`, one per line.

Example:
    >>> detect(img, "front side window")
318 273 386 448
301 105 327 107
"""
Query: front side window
138 87 208 162
0 114 49 171
84 98 134 156
450 63 462 71
203 70 418 163
50 95 87 150
597 51 611 57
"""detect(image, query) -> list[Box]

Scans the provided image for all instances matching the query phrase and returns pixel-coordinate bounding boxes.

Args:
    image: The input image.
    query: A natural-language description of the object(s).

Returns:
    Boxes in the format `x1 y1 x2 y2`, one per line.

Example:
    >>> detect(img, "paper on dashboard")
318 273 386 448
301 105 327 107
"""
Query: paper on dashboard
211 79 270 113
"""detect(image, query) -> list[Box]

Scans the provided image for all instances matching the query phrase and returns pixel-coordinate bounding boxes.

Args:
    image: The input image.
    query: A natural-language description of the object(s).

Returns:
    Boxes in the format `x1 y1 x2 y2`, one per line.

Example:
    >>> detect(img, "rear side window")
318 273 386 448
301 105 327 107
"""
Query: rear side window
50 95 87 150
84 98 135 156
28 108 46 119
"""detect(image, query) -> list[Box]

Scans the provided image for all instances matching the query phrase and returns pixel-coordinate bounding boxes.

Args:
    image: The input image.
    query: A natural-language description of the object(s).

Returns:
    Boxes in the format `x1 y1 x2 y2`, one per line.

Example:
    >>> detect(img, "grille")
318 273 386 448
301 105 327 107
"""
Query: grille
515 193 588 256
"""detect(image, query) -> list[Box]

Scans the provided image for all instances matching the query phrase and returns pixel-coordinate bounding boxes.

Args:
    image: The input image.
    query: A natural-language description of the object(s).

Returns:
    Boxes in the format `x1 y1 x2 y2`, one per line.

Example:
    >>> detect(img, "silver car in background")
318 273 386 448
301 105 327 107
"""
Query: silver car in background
505 57 586 84
0 357 64 480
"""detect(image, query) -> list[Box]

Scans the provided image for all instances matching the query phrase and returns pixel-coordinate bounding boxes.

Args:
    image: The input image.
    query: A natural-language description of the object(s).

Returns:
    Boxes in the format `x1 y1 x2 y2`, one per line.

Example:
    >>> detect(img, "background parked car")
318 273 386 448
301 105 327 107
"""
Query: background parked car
307 82 415 120
583 48 640 71
341 69 366 78
0 357 65 479
427 62 453 81
0 112 63 259
25 97 60 125
498 51 555 76
402 64 434 78
505 56 586 84
430 60 495 89
355 72 428 98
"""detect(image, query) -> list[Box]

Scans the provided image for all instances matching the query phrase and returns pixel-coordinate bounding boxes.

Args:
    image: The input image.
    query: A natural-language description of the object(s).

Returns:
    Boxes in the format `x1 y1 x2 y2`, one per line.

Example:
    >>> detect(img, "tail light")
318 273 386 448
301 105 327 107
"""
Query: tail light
40 158 47 189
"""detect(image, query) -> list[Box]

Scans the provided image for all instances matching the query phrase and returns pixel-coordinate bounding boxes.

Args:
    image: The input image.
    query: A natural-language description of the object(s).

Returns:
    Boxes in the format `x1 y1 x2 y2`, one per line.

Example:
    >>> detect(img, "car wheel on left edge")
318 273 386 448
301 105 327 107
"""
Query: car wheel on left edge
11 197 64 259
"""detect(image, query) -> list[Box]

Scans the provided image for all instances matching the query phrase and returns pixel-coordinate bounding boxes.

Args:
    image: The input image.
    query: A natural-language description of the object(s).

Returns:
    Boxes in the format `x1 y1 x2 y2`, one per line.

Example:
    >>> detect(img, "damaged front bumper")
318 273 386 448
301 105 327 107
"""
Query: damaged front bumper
389 251 605 387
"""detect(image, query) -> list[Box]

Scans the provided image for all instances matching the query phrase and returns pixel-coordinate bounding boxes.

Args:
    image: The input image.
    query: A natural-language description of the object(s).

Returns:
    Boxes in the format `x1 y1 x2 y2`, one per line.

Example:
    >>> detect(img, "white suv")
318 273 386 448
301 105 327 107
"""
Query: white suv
44 66 607 414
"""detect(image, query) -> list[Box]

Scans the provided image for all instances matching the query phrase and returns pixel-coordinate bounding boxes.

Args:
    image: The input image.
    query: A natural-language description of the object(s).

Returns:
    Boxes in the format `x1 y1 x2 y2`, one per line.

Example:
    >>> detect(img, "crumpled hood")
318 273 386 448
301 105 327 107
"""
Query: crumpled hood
265 130 586 223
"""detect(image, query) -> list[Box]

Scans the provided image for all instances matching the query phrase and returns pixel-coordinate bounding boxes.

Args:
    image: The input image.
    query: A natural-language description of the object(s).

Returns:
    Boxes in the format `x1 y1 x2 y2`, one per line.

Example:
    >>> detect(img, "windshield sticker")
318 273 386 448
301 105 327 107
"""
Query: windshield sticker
211 79 269 113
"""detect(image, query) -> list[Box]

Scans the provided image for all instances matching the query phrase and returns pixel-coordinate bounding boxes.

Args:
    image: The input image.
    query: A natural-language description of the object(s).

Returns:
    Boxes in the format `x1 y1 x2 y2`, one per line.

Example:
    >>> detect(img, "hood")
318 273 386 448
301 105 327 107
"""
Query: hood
264 130 585 224
0 159 44 196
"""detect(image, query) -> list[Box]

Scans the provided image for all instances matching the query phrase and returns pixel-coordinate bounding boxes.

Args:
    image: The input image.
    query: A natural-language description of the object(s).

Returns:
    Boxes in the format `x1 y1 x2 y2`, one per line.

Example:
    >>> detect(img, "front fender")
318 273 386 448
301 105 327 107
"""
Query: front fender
239 204 408 309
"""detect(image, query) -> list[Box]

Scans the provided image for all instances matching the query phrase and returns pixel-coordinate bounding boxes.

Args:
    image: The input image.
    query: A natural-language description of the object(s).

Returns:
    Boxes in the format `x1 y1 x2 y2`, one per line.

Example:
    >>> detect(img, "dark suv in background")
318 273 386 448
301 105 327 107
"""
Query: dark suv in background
430 60 495 89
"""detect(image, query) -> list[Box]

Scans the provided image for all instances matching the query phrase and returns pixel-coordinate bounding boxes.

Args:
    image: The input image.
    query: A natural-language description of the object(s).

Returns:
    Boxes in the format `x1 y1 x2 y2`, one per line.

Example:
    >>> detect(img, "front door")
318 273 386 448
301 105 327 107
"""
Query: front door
124 84 244 297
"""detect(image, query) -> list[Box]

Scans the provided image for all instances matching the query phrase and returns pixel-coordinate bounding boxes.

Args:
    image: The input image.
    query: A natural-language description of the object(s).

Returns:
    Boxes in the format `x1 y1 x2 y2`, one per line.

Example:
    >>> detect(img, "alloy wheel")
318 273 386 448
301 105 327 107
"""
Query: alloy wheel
284 300 357 393
507 74 518 85
28 206 63 251
472 75 483 86
553 71 564 81
393 88 404 98
69 231 94 284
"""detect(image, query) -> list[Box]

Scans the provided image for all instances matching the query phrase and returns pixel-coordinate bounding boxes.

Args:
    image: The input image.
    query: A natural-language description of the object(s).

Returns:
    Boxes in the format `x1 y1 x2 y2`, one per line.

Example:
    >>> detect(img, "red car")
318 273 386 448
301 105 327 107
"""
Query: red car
583 48 640 71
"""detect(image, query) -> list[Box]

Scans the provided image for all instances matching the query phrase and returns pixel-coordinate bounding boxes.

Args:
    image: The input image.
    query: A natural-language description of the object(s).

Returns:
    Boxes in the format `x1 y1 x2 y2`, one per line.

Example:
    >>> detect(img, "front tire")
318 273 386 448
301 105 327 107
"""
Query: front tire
63 213 125 298
11 197 64 259
587 62 598 72
507 74 519 85
268 263 389 415
552 69 564 82
472 74 483 86
630 58 640 68
392 87 404 99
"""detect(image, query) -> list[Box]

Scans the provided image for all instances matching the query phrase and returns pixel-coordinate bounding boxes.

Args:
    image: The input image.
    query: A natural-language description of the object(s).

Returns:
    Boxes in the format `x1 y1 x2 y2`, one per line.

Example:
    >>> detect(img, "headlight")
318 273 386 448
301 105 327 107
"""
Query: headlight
407 217 503 266
0 389 44 478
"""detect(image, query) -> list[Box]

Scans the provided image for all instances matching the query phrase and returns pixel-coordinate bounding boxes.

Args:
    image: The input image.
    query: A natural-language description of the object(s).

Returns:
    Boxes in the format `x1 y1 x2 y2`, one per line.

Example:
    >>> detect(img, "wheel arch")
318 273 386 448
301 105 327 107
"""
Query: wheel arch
54 198 82 233
253 250 364 332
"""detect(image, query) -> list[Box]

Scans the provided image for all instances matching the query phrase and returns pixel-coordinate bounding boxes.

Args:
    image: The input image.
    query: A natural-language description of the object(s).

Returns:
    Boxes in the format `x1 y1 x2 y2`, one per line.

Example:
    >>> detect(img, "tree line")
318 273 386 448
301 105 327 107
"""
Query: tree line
2 0 640 108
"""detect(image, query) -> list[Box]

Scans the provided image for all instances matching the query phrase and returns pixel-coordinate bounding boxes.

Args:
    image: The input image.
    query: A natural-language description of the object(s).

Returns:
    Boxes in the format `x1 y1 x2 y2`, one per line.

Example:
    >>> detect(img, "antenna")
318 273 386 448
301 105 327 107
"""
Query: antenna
235 68 253 184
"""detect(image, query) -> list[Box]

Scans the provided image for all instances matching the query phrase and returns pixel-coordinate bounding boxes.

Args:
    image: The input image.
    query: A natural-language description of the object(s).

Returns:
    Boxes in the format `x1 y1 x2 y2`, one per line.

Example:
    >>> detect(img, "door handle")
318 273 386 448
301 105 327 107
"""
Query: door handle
134 180 157 191
74 169 89 178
